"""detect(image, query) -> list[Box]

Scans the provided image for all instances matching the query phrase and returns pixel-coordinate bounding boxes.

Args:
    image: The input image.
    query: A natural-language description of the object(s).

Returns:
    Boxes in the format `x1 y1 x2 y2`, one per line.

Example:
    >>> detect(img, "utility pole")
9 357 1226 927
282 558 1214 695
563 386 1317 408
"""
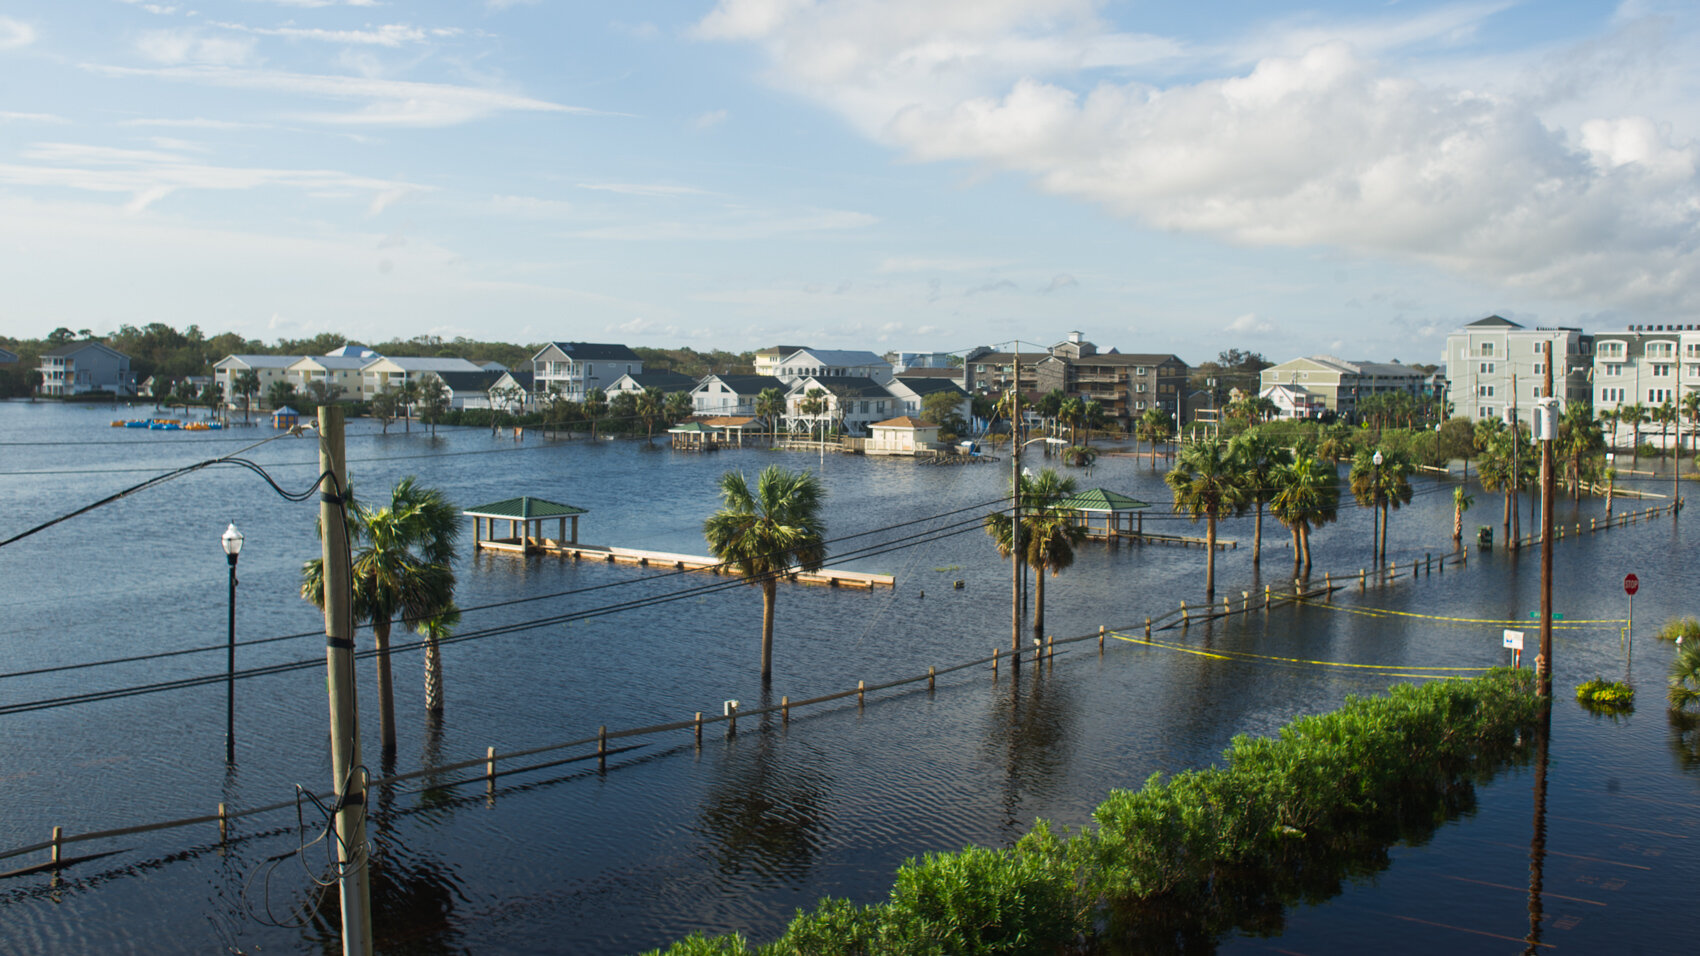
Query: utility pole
317 406 374 954
1510 373 1520 552
1010 340 1023 660
1537 352 1557 698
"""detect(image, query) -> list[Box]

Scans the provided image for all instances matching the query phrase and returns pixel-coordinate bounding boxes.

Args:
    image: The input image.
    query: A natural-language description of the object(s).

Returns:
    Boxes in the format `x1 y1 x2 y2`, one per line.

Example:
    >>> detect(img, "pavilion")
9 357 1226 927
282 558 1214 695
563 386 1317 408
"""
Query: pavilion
1059 488 1151 541
464 496 588 553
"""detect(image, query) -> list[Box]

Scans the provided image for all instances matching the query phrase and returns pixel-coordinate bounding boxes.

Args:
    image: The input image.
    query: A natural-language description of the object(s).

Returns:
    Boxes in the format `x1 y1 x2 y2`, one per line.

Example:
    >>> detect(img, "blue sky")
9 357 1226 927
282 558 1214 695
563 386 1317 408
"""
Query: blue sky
1 1 1696 365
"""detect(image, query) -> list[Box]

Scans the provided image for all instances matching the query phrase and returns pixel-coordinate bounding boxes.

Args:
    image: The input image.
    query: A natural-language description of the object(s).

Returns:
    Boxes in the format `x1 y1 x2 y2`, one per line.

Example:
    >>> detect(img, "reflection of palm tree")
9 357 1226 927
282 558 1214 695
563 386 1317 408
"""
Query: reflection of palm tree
698 715 830 881
302 477 460 752
703 466 827 680
984 468 1086 646
1166 440 1248 598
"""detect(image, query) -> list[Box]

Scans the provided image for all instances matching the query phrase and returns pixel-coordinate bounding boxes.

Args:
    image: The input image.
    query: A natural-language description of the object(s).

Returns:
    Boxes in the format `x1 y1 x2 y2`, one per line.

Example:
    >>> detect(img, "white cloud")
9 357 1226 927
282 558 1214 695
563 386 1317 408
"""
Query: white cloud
568 207 877 241
209 23 460 48
1041 273 1077 293
700 2 1700 317
1 111 68 124
136 30 258 67
577 182 713 197
0 16 39 49
87 64 602 127
1226 313 1277 334
692 109 728 130
118 117 268 130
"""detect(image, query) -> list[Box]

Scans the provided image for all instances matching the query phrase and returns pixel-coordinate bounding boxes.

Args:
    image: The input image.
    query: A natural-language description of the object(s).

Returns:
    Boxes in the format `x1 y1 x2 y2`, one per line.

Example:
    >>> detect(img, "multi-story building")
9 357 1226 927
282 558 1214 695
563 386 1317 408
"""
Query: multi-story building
213 354 302 405
753 345 811 378
286 355 369 399
1592 323 1700 448
360 356 485 400
785 375 895 436
1259 355 1428 421
529 342 644 402
37 340 136 396
1442 315 1592 425
690 374 790 417
771 348 893 385
964 332 1190 430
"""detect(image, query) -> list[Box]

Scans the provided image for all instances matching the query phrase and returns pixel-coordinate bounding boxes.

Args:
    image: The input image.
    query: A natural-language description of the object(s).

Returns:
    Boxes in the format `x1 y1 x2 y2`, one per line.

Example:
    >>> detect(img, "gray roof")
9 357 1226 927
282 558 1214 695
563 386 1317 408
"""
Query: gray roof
434 370 504 393
787 348 889 368
615 371 699 391
800 375 891 398
42 340 127 359
545 341 643 362
895 376 967 397
218 354 302 369
296 355 369 371
1467 315 1522 328
698 374 788 395
374 357 484 372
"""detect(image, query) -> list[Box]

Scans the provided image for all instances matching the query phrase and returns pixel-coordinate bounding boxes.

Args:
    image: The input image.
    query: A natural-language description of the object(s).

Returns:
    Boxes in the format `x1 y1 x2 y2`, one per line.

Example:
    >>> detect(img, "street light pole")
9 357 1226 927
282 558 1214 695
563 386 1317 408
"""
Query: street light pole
1537 356 1557 698
221 522 243 764
1372 450 1383 564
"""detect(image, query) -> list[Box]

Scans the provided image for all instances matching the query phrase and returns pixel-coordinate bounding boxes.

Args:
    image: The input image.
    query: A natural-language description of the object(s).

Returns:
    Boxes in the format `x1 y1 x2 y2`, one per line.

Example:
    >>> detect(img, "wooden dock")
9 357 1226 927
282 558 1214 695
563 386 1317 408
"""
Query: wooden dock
1080 530 1237 550
476 537 894 589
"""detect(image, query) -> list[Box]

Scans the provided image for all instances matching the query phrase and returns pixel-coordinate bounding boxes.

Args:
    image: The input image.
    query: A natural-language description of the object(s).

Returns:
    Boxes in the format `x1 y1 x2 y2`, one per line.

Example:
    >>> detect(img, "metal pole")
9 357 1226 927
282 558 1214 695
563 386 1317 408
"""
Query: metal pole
1011 344 1022 657
317 405 374 955
1372 459 1381 564
225 551 237 764
1538 358 1554 698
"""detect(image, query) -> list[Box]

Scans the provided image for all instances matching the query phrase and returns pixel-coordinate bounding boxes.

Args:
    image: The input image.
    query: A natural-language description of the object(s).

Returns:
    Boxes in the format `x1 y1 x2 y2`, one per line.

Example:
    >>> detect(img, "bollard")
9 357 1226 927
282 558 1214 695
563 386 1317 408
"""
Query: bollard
695 711 703 743
1099 625 1106 652
51 826 62 867
598 725 607 773
993 646 1000 676
1144 617 1152 636
1359 568 1366 590
218 802 228 844
858 680 865 706
929 666 936 689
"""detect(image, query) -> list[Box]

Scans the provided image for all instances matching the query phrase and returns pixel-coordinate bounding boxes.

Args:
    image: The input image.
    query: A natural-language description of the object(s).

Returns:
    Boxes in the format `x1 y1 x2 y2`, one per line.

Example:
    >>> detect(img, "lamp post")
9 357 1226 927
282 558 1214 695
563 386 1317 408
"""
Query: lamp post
1371 450 1383 564
221 522 243 763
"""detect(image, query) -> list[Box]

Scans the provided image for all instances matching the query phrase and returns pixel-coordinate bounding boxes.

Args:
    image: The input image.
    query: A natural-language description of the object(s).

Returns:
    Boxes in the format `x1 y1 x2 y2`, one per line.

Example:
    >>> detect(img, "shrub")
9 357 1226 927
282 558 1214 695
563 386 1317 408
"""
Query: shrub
1575 678 1635 710
1671 643 1700 712
1656 617 1700 642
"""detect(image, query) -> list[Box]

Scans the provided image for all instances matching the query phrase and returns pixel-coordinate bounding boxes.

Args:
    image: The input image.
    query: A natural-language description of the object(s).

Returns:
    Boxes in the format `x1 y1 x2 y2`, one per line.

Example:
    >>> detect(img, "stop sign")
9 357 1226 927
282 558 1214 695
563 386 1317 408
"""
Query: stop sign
1624 573 1640 596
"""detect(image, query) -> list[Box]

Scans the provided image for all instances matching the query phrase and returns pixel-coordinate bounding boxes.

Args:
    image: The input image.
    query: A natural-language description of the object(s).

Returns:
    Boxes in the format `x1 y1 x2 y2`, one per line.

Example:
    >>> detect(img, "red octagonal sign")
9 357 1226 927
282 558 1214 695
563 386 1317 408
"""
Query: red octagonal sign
1624 573 1640 596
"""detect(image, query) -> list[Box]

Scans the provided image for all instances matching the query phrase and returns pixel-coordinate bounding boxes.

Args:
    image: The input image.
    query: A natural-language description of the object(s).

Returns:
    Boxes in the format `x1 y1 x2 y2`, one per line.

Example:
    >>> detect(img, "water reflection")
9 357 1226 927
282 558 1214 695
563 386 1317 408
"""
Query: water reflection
1669 710 1700 773
982 660 1076 834
695 701 831 884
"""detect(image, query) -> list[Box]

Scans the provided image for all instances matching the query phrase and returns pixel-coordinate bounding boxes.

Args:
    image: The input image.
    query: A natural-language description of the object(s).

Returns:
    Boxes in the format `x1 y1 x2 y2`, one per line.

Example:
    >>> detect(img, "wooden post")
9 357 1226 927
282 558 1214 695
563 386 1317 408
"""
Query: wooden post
782 696 791 720
597 725 607 773
1144 617 1152 635
993 646 1000 677
219 802 228 843
1223 595 1231 615
1426 553 1432 575
695 711 703 744
728 701 737 736
1180 600 1189 622
1098 625 1106 651
929 666 937 689
1047 634 1054 661
1242 591 1250 613
857 680 865 706
1359 568 1366 590
486 746 496 790
1591 517 1597 532
51 826 62 866
1264 584 1271 609
1390 559 1397 579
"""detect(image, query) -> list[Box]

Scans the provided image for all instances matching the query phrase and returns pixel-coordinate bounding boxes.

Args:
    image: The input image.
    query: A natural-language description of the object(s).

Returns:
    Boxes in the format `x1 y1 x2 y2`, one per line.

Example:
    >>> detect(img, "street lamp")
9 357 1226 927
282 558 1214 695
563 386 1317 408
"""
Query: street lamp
1371 450 1384 564
1011 431 1067 657
221 522 243 763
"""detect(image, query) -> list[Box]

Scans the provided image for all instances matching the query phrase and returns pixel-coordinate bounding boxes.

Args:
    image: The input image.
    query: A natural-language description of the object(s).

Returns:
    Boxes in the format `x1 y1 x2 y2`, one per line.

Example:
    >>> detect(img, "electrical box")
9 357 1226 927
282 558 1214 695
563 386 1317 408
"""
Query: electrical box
1533 397 1560 441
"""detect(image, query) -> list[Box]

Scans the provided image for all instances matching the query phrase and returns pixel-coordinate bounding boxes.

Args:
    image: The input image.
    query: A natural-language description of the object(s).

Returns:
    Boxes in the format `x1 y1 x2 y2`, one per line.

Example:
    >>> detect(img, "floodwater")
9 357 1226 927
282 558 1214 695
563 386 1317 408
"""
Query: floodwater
0 400 1695 954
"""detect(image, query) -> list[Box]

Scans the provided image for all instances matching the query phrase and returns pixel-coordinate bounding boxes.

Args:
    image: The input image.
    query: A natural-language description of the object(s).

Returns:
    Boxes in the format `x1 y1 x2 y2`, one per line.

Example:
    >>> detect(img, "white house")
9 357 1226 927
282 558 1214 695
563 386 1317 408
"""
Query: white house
1259 384 1326 420
427 370 505 409
530 342 643 402
486 370 535 411
885 376 970 423
865 416 940 455
37 341 136 396
785 375 896 436
691 374 789 416
1592 323 1700 448
772 349 893 385
753 345 811 378
360 356 483 400
607 370 699 399
1443 315 1592 425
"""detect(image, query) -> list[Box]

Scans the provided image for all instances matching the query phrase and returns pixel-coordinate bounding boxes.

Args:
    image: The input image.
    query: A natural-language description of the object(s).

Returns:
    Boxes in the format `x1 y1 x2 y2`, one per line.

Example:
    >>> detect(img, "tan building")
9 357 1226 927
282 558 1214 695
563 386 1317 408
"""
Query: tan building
1258 355 1426 421
865 416 940 455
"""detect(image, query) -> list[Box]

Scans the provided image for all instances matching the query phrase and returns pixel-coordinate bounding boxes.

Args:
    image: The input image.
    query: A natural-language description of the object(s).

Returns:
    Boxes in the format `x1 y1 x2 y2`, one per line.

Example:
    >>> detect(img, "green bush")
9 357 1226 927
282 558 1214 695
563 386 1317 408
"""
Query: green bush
1575 678 1634 710
645 670 1542 955
1656 617 1700 642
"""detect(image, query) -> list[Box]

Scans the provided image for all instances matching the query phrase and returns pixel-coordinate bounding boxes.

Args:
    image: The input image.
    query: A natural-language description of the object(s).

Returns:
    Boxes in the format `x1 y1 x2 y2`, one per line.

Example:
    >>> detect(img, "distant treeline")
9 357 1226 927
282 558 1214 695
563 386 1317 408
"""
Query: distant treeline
0 323 757 397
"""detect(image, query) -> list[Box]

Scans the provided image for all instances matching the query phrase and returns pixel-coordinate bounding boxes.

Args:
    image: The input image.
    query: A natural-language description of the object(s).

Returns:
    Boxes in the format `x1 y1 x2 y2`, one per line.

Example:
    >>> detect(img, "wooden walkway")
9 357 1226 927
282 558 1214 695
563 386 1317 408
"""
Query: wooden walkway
1081 530 1237 551
477 537 894 589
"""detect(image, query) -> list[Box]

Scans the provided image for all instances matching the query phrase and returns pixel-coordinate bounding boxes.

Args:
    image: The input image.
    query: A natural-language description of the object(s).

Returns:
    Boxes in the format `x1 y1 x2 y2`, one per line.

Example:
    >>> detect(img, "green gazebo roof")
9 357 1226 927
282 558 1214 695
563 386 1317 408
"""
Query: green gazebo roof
667 421 709 433
1060 488 1150 513
462 496 588 519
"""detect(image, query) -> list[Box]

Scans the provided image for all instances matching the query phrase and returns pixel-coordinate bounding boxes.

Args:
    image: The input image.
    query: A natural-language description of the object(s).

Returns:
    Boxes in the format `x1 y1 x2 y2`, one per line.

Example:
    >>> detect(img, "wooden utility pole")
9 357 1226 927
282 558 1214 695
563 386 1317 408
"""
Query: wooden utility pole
1010 340 1023 659
317 406 374 954
1538 355 1555 698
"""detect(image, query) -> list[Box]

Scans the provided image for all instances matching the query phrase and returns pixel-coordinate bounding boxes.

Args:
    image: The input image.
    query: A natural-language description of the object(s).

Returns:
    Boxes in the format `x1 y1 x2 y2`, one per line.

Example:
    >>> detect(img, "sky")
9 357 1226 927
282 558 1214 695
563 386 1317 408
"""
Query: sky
1 1 1697 366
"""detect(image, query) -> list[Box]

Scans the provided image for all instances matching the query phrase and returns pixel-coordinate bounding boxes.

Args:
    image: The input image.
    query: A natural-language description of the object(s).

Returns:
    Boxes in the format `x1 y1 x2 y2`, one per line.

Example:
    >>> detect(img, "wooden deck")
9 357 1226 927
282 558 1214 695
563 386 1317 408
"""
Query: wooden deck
477 537 894 589
1079 529 1237 550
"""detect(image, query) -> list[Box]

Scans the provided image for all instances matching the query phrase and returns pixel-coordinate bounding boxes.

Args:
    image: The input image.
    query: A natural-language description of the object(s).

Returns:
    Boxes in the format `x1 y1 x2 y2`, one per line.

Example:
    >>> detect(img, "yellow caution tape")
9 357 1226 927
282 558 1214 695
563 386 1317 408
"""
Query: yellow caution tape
1112 632 1492 672
1290 598 1626 628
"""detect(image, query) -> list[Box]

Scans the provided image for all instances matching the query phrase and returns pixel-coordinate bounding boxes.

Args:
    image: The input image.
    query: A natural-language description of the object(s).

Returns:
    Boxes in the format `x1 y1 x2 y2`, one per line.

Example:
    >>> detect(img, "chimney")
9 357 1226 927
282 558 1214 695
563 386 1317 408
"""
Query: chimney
1068 331 1082 344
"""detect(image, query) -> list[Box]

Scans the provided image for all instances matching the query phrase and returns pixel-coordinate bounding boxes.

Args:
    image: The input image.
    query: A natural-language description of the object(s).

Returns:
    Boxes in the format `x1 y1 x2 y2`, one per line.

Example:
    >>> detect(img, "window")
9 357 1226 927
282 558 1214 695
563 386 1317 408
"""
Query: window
1599 341 1625 358
1686 343 1700 358
1534 341 1546 354
1533 364 1543 375
1648 343 1674 359
1136 383 1148 393
1653 364 1672 377
1478 385 1495 397
1481 342 1495 356
1479 362 1495 374
1650 388 1674 402
1480 406 1495 418
1603 363 1623 376
1136 400 1146 410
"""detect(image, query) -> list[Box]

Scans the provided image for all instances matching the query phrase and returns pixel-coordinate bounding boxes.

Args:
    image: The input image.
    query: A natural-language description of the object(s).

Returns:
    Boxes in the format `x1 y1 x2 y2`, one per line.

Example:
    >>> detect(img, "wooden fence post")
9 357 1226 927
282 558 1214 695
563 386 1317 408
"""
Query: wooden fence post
993 646 999 677
857 680 865 706
1359 568 1366 590
1144 617 1152 635
218 802 228 844
597 725 607 772
1098 625 1105 652
695 711 703 744
486 747 496 796
52 826 63 866
728 701 737 736
928 666 936 690
1181 600 1189 622
782 696 791 721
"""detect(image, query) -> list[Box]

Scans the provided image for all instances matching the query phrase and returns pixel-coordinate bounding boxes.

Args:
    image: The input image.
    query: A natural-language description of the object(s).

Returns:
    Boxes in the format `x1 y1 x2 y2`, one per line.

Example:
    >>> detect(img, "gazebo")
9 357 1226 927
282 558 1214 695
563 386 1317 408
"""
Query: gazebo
1059 488 1151 541
463 496 588 553
271 405 299 429
667 420 715 450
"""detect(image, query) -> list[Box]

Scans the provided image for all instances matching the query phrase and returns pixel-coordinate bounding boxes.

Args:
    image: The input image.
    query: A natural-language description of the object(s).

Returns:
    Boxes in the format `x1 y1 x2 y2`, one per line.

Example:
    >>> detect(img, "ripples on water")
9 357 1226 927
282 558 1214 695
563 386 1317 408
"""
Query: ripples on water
1 401 1696 953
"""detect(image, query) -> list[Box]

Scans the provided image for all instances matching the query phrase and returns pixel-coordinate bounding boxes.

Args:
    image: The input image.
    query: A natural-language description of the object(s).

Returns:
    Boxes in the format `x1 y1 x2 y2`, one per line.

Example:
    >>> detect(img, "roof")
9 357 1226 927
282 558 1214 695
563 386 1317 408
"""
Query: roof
783 348 889 368
668 421 710 433
42 340 128 359
217 354 302 369
324 345 377 358
893 367 960 379
894 376 967 397
543 341 643 362
755 344 810 357
871 416 936 429
494 370 534 389
433 370 504 392
369 356 484 372
700 416 762 428
799 375 891 398
290 355 369 371
273 405 300 416
463 496 588 519
614 371 699 390
697 374 789 395
1060 488 1151 512
1467 315 1522 329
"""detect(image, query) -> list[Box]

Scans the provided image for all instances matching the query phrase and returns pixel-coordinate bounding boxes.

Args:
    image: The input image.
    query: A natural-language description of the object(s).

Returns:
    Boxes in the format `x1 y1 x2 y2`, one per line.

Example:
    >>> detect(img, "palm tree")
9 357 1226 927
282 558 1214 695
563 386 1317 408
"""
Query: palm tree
416 605 459 714
1080 400 1106 445
399 378 420 432
1670 642 1700 712
1349 447 1413 563
1597 406 1620 453
1229 428 1293 566
983 468 1086 646
1058 397 1085 445
637 386 666 443
703 466 827 680
301 477 460 751
1620 401 1647 466
797 388 829 440
1452 486 1474 544
1037 390 1066 439
1653 399 1678 460
755 387 786 446
1137 407 1174 468
1269 453 1340 574
1166 439 1249 598
583 387 608 439
232 369 260 423
1558 400 1604 501
1317 424 1355 465
664 391 693 428
1682 392 1700 456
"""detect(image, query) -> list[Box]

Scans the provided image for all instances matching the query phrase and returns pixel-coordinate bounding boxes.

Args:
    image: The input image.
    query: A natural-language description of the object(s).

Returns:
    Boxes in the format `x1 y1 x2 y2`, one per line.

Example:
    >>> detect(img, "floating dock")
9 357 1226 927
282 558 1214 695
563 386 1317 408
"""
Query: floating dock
476 536 894 589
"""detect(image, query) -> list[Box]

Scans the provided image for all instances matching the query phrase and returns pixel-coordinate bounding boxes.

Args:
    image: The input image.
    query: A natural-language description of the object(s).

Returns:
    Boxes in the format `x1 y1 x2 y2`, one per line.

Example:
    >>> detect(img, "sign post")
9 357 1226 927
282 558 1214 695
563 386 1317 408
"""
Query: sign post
1624 573 1639 681
1504 629 1525 668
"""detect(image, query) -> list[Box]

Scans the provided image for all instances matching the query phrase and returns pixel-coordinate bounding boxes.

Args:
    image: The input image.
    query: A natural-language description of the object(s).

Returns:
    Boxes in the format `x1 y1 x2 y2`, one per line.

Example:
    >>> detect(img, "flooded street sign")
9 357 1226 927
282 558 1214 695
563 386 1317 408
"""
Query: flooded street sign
1624 573 1639 595
1504 629 1525 667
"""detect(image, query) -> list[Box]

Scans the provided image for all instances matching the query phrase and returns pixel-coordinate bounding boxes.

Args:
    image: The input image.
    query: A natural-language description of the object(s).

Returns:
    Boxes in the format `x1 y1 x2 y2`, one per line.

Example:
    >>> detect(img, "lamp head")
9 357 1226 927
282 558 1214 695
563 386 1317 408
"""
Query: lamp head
221 522 244 557
1372 450 1383 466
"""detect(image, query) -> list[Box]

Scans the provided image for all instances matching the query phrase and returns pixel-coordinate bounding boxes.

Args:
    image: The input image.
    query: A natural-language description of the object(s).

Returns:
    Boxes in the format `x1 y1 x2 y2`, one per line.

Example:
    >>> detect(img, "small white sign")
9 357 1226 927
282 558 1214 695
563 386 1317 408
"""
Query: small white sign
1503 629 1525 650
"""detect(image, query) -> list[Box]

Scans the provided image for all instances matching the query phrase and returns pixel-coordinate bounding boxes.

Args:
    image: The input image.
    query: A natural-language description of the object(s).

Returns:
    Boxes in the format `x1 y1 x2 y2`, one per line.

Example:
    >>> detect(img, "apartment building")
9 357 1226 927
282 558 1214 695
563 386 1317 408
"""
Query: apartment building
530 342 644 402
36 340 135 396
1442 315 1592 425
1592 323 1700 446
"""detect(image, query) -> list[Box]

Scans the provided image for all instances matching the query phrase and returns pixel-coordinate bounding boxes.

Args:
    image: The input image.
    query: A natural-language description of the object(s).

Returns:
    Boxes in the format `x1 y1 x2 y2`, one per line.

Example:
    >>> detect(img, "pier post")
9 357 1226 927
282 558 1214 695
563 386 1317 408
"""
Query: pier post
1180 600 1189 623
1359 568 1366 590
783 696 790 720
598 726 607 773
51 826 62 867
695 712 703 743
1098 626 1105 652
1144 617 1152 635
993 646 1000 677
